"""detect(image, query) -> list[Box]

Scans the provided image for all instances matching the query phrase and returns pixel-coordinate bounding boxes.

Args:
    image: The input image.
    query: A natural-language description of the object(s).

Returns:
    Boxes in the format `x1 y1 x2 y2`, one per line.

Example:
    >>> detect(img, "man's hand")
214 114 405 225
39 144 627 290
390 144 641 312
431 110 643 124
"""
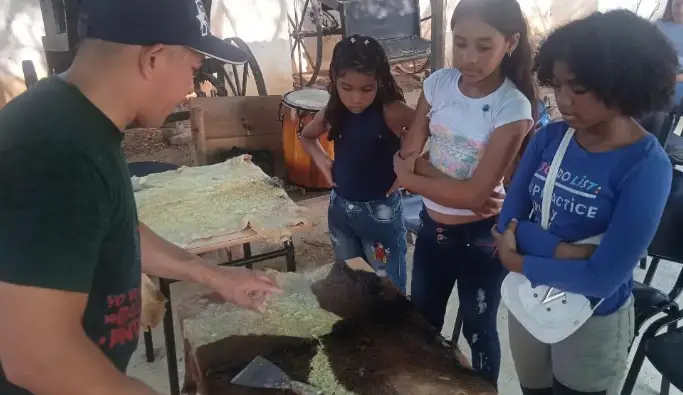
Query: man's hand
473 191 505 218
207 267 283 313
139 223 282 313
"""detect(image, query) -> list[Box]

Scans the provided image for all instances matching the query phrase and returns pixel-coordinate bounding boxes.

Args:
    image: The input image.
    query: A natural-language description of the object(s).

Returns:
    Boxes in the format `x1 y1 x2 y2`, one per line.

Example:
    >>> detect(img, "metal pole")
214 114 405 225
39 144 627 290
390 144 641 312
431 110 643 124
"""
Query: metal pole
430 0 445 72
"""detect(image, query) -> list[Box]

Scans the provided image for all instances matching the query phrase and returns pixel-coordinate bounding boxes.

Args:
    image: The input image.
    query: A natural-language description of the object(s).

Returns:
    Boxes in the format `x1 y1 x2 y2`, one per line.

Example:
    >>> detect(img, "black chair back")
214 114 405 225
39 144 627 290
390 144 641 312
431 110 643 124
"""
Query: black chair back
637 111 675 148
648 168 683 263
343 0 421 40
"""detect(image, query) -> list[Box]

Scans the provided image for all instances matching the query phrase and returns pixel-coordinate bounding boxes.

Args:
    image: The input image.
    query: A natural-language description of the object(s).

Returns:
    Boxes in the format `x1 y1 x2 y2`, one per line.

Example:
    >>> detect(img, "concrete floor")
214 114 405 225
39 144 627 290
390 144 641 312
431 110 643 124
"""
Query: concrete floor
128 253 682 395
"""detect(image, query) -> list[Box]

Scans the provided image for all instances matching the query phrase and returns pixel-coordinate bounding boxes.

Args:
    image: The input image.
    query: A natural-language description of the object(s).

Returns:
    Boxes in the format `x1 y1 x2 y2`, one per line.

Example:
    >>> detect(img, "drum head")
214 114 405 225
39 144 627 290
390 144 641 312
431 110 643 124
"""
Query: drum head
282 89 330 112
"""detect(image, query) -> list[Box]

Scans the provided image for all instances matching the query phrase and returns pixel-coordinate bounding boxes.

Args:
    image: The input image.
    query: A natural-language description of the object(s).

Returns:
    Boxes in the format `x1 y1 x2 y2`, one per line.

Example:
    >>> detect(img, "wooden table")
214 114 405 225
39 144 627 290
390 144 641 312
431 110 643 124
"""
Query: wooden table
176 258 497 395
149 193 325 395
151 228 298 395
130 161 314 395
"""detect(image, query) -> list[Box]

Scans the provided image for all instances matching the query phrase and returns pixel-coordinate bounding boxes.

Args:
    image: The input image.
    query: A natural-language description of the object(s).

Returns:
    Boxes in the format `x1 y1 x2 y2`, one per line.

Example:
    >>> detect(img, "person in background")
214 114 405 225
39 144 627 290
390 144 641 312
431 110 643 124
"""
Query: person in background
0 0 282 394
495 10 675 395
655 0 683 104
394 0 535 387
299 35 415 293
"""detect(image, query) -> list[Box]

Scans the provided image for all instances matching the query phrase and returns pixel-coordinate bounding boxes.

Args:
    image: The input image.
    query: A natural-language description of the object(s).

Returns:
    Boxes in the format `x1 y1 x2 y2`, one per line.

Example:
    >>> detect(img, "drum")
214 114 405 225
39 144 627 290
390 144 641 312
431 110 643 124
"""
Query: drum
280 89 334 189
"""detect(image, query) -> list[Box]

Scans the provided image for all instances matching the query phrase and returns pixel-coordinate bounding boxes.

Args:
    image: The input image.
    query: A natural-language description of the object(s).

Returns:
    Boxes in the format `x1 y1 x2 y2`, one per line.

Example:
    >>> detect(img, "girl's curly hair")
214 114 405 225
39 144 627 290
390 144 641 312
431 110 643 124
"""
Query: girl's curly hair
535 9 677 117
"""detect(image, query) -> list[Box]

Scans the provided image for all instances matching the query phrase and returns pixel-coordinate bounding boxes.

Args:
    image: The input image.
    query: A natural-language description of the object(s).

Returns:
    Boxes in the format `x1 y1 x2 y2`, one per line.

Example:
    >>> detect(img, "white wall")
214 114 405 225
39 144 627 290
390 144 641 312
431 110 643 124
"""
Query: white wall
0 0 672 106
0 0 45 106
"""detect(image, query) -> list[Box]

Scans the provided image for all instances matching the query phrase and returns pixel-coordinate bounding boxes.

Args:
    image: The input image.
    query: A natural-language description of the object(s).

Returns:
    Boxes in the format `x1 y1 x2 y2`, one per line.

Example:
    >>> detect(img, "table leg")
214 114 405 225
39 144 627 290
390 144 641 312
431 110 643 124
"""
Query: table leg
144 329 155 362
243 243 253 269
159 278 181 395
285 239 296 272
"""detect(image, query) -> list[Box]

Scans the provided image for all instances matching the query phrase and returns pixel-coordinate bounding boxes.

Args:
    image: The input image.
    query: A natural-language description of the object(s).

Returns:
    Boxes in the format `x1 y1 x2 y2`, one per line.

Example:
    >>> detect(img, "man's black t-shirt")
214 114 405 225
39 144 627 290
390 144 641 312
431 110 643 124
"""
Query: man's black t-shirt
0 77 141 394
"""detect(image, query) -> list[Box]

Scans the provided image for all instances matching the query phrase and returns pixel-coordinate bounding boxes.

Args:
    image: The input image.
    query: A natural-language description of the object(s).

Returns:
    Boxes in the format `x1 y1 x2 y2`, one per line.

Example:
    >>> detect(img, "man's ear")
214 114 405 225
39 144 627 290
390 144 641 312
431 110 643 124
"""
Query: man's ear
138 44 166 80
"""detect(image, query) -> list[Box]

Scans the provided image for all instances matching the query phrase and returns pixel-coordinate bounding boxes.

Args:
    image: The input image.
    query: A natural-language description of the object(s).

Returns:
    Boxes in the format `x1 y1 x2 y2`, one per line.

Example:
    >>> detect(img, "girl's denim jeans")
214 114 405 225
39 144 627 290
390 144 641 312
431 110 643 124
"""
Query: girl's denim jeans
327 190 407 293
411 209 506 387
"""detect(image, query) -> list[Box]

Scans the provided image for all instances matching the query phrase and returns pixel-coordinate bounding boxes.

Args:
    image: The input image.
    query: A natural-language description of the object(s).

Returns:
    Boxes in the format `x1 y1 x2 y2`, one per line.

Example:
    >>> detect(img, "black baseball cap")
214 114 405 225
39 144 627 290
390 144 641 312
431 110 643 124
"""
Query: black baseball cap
80 0 248 65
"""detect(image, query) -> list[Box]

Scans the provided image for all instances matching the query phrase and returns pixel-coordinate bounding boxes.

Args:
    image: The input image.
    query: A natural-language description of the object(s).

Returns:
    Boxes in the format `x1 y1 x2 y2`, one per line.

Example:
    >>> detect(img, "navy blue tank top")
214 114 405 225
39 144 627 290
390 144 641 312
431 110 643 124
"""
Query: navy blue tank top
332 103 400 202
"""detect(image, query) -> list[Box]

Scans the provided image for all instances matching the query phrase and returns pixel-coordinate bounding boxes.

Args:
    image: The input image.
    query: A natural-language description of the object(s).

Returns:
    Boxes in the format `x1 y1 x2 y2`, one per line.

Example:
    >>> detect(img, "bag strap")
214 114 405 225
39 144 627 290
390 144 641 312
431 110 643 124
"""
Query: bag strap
541 129 575 230
539 129 606 310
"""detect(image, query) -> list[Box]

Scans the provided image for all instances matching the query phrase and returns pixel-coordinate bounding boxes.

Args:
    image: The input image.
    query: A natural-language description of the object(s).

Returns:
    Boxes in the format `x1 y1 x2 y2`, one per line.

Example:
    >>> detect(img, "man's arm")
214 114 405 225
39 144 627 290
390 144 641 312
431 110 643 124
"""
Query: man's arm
0 144 160 395
138 223 282 312
138 222 215 284
0 283 160 395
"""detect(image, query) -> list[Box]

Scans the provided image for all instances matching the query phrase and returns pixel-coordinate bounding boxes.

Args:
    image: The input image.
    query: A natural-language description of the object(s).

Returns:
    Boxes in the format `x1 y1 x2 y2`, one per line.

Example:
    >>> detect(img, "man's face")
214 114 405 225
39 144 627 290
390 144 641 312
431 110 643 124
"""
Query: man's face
135 45 204 128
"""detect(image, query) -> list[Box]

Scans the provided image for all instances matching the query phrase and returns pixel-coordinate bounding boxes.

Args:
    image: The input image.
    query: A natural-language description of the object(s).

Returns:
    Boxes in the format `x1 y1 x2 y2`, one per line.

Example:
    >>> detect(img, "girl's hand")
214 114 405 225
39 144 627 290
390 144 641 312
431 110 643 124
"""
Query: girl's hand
492 219 524 273
473 191 505 218
393 151 418 175
319 158 335 187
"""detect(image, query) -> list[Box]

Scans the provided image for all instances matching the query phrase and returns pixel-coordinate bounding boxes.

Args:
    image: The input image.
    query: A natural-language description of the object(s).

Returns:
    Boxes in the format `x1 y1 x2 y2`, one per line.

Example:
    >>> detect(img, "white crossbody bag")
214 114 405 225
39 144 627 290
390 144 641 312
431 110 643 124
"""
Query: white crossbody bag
501 128 604 344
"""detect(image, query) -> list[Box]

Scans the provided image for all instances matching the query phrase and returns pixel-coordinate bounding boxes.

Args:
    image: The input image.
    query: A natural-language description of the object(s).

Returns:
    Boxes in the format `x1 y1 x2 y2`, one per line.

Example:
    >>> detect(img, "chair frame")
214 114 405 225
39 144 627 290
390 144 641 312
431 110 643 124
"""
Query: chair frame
622 99 683 395
621 309 683 395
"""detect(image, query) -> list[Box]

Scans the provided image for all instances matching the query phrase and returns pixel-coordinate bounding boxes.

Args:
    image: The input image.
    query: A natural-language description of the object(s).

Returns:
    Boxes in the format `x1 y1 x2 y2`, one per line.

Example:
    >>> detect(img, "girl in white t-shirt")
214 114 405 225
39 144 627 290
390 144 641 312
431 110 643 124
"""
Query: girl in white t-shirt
394 0 535 387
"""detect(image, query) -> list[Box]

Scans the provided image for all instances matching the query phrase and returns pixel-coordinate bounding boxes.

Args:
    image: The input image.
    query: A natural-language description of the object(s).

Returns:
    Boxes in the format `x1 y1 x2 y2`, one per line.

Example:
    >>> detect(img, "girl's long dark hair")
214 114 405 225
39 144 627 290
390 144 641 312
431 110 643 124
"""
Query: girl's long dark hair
324 35 405 141
451 0 538 153
661 0 676 22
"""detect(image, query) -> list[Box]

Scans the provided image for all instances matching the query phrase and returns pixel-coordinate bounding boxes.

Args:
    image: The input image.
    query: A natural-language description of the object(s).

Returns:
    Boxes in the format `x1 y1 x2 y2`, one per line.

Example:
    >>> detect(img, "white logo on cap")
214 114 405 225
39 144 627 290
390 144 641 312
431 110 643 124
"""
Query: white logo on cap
195 0 209 37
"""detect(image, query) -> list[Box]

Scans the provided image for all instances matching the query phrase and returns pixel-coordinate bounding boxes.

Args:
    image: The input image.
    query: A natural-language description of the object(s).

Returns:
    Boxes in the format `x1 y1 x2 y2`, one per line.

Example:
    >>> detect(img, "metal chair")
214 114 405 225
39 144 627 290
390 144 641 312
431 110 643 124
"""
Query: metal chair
634 103 682 274
342 0 431 65
401 192 464 344
621 166 683 395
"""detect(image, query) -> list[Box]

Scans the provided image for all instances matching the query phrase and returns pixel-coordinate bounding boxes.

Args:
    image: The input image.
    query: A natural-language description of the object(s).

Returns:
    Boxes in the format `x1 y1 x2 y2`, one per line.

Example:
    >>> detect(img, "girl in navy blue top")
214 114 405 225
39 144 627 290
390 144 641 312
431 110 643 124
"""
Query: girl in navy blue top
300 35 415 293
494 10 676 395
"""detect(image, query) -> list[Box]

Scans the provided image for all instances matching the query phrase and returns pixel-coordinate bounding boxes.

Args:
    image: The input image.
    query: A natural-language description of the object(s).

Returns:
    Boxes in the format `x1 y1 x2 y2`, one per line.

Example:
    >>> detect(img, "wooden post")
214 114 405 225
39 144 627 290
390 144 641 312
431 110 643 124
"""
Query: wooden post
190 107 207 166
430 0 446 72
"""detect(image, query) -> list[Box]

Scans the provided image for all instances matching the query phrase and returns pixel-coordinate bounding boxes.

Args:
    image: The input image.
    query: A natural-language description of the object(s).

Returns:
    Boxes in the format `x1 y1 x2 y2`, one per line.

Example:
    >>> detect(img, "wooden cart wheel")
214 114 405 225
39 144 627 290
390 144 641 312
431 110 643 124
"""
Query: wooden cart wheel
22 60 38 89
396 58 430 75
195 37 268 97
396 15 432 76
220 37 268 96
289 0 323 88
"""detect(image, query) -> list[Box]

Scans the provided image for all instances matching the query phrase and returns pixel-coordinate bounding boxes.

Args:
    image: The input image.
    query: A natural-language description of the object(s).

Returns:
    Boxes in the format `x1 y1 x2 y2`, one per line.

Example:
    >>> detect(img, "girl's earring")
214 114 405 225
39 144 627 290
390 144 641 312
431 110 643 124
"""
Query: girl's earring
507 50 513 57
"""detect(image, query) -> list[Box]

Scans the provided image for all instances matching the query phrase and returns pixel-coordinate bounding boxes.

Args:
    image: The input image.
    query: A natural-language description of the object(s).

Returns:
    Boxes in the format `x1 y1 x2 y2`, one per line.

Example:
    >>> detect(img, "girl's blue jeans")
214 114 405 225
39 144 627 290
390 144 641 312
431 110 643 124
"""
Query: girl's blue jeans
327 190 407 293
410 209 506 388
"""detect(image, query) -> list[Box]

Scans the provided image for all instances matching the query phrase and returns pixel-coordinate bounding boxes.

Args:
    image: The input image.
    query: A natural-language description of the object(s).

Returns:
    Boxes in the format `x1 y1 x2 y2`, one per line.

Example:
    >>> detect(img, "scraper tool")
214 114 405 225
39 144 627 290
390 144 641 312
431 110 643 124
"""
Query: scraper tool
231 355 324 395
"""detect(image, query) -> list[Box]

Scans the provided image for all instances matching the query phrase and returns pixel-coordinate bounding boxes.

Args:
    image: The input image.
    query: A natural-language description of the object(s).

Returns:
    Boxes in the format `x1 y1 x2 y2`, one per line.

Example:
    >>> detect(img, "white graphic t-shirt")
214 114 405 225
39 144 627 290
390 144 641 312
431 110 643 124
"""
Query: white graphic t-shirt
423 68 533 215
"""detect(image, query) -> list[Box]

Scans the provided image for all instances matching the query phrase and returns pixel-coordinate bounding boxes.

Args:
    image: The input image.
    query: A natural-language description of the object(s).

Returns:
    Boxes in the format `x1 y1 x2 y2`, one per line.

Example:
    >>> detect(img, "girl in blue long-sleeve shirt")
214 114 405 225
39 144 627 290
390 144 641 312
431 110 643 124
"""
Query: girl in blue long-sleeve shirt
494 10 676 395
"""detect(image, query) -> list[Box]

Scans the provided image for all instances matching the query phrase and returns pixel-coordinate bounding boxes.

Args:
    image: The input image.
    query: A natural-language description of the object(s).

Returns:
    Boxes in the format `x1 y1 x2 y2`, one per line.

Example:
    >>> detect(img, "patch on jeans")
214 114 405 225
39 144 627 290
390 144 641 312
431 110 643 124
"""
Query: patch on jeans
476 288 487 314
371 242 390 264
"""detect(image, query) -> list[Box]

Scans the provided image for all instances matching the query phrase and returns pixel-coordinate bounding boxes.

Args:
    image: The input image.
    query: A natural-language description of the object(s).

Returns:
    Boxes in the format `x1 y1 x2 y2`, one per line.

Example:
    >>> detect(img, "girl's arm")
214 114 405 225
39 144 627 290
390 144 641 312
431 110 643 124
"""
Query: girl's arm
299 109 333 171
398 118 533 210
498 125 564 258
517 153 672 298
399 93 431 158
383 101 416 138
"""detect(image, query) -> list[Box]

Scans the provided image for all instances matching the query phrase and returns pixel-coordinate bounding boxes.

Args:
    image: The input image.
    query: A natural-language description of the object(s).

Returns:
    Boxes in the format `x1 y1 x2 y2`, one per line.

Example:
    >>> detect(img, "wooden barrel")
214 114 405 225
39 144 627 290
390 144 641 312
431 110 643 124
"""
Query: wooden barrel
280 89 334 190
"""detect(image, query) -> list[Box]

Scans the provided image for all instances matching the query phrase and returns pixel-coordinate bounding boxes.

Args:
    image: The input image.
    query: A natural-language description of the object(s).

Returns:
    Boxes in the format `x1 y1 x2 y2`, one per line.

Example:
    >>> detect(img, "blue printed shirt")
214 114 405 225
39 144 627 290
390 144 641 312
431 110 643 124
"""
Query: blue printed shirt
498 121 672 315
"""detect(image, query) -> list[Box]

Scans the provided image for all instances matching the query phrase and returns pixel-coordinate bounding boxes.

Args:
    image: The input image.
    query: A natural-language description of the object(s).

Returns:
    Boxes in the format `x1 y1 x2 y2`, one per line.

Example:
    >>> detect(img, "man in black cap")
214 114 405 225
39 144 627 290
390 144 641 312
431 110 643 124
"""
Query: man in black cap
0 0 283 394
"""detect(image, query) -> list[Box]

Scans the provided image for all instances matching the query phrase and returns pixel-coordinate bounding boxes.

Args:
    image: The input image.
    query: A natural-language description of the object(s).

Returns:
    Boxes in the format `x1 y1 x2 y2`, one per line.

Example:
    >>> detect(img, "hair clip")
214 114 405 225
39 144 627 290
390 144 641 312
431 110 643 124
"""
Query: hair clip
350 37 356 43
482 104 490 112
364 39 369 45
